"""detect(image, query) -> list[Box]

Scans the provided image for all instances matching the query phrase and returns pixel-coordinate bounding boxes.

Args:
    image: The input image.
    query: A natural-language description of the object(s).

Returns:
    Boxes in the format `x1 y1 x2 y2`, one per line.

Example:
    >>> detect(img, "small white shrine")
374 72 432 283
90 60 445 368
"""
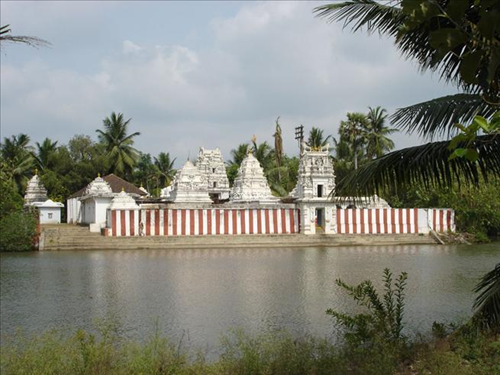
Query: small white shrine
24 173 64 224
230 152 279 204
35 199 64 224
169 160 212 203
79 175 115 232
196 147 231 200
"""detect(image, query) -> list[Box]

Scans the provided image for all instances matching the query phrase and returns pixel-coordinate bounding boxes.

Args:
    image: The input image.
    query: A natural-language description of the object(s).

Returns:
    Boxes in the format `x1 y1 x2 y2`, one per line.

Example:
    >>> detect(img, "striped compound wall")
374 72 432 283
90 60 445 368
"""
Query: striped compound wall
107 208 300 237
428 208 455 233
336 208 455 234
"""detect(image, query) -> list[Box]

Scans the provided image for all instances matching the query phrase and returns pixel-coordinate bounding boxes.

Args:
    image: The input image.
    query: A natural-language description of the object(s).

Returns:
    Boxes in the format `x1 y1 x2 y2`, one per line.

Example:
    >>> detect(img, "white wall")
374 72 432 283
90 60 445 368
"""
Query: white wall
66 198 82 224
39 207 62 224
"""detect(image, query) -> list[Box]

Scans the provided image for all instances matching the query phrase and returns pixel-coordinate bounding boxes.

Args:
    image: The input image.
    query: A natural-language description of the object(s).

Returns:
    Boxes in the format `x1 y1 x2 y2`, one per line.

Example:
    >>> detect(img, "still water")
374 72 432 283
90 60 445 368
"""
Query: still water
1 244 499 352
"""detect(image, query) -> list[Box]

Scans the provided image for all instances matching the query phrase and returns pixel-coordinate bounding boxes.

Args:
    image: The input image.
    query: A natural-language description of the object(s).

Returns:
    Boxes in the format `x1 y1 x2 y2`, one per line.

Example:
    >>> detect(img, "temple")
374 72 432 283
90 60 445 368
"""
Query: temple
169 160 212 203
230 152 279 204
196 148 231 201
37 138 453 238
24 172 64 224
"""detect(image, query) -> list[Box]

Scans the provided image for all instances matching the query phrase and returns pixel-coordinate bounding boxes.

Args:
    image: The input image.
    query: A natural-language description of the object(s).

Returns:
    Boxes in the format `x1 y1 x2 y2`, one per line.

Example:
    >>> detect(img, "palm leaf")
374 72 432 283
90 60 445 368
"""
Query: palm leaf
313 1 404 35
313 1 471 87
0 24 50 49
391 94 496 140
473 264 500 330
335 134 500 197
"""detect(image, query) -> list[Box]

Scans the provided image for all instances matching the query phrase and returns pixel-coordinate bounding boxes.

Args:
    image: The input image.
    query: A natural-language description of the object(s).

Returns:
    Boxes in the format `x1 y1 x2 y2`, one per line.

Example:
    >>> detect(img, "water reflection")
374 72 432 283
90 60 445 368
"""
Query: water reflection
1 244 499 353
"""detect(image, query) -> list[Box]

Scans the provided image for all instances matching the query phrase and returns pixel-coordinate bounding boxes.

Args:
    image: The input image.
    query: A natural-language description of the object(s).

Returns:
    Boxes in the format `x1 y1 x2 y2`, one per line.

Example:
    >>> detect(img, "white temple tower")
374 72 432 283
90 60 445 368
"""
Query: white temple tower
169 160 212 203
79 174 115 232
24 172 48 206
293 142 336 234
196 147 231 200
230 152 278 204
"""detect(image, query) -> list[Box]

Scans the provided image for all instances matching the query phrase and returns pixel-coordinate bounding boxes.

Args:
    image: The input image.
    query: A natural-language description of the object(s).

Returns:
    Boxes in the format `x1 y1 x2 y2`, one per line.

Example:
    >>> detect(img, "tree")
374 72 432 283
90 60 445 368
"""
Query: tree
228 143 250 167
252 139 275 173
307 127 331 150
0 24 50 49
34 138 58 170
154 152 176 187
314 0 500 194
474 263 500 330
0 133 34 194
133 153 158 195
339 113 369 170
96 112 140 179
273 117 283 182
366 107 396 159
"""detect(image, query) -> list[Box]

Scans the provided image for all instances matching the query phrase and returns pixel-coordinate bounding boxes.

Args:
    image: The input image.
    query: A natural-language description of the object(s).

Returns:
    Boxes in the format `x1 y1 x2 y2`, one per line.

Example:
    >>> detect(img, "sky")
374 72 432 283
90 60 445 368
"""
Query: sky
1 1 458 166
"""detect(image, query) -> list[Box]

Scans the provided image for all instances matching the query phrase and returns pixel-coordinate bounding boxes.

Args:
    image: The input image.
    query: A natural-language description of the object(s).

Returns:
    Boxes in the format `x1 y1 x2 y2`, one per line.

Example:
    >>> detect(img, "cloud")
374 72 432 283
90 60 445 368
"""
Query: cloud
122 40 142 55
0 1 455 166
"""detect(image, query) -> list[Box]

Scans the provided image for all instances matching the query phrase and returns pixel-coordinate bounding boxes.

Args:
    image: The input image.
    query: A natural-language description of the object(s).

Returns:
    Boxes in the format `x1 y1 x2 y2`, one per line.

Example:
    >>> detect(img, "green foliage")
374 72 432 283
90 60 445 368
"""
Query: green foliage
449 111 500 162
387 179 500 239
333 107 396 180
96 112 141 179
0 211 37 252
327 269 408 347
316 1 500 192
306 127 331 150
474 264 500 331
0 162 37 252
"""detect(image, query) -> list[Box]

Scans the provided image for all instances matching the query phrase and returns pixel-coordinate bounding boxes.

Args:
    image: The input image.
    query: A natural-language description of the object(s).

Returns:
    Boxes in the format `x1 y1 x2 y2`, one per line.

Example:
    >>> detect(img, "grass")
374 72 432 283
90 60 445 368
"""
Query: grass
1 323 499 375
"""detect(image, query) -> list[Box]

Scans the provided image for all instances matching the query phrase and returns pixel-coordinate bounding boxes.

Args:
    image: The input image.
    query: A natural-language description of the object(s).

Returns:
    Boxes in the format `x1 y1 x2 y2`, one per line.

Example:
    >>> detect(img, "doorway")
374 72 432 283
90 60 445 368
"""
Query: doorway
315 208 325 232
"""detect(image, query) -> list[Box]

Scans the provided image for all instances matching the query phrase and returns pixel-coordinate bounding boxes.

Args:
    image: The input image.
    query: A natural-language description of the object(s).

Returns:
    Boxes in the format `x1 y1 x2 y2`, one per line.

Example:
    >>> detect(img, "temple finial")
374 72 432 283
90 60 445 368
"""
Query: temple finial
97 173 101 178
122 187 125 192
252 134 257 143
34 168 38 175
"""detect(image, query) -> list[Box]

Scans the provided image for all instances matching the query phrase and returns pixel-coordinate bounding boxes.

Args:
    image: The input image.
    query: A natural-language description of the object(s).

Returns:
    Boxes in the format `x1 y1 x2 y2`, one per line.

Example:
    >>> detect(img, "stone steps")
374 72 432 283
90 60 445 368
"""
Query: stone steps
41 224 436 250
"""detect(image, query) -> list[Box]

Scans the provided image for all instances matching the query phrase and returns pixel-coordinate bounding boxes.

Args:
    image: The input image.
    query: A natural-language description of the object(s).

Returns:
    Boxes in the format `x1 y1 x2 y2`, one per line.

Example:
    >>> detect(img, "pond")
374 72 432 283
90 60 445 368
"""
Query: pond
1 244 498 354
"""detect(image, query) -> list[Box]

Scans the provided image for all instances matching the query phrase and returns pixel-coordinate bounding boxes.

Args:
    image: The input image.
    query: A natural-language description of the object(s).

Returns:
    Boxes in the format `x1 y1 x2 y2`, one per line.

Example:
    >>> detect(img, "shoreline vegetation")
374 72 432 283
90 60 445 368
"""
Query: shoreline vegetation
1 269 499 375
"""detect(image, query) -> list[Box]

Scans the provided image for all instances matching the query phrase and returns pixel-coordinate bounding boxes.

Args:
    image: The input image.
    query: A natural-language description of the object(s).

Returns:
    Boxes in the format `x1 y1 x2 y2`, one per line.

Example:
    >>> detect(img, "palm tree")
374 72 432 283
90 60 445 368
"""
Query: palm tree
339 113 369 170
252 140 275 173
154 152 176 187
34 138 58 170
1 133 34 194
0 24 50 49
228 143 250 167
366 107 397 159
96 112 140 179
307 127 331 150
314 0 500 189
473 263 500 330
273 117 283 182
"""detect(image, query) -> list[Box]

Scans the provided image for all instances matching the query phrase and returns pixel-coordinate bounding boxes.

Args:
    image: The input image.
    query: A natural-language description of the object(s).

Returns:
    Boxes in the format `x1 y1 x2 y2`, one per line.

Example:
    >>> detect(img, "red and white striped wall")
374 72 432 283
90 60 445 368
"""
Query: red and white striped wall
335 208 455 234
107 208 300 237
428 208 455 233
336 208 420 234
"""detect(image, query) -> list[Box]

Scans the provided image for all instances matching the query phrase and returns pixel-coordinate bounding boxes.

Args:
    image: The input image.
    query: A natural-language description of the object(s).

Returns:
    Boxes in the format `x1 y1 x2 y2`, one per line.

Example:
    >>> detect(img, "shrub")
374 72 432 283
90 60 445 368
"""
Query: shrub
0 210 37 252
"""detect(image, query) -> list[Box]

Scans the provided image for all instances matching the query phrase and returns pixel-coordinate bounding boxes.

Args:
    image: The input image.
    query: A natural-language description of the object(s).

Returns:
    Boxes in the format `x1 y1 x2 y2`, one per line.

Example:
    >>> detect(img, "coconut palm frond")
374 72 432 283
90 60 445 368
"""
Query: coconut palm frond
313 0 404 35
391 94 496 140
0 24 50 49
335 134 500 197
473 264 500 330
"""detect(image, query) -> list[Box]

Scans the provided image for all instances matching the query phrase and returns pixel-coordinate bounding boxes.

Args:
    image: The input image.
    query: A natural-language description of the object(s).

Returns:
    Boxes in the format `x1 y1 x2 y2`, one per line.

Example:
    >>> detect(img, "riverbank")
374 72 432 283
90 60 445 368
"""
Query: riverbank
1 324 498 375
39 224 437 250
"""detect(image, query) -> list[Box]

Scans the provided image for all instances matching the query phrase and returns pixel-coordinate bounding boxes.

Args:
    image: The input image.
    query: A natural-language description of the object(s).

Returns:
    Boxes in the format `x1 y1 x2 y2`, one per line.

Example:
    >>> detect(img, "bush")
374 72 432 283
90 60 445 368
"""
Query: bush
387 179 500 241
0 210 37 252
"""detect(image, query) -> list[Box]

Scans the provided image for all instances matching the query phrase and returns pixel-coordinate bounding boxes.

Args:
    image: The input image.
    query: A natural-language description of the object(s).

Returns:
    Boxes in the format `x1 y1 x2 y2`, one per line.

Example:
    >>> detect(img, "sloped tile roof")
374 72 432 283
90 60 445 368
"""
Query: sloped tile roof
68 174 146 199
